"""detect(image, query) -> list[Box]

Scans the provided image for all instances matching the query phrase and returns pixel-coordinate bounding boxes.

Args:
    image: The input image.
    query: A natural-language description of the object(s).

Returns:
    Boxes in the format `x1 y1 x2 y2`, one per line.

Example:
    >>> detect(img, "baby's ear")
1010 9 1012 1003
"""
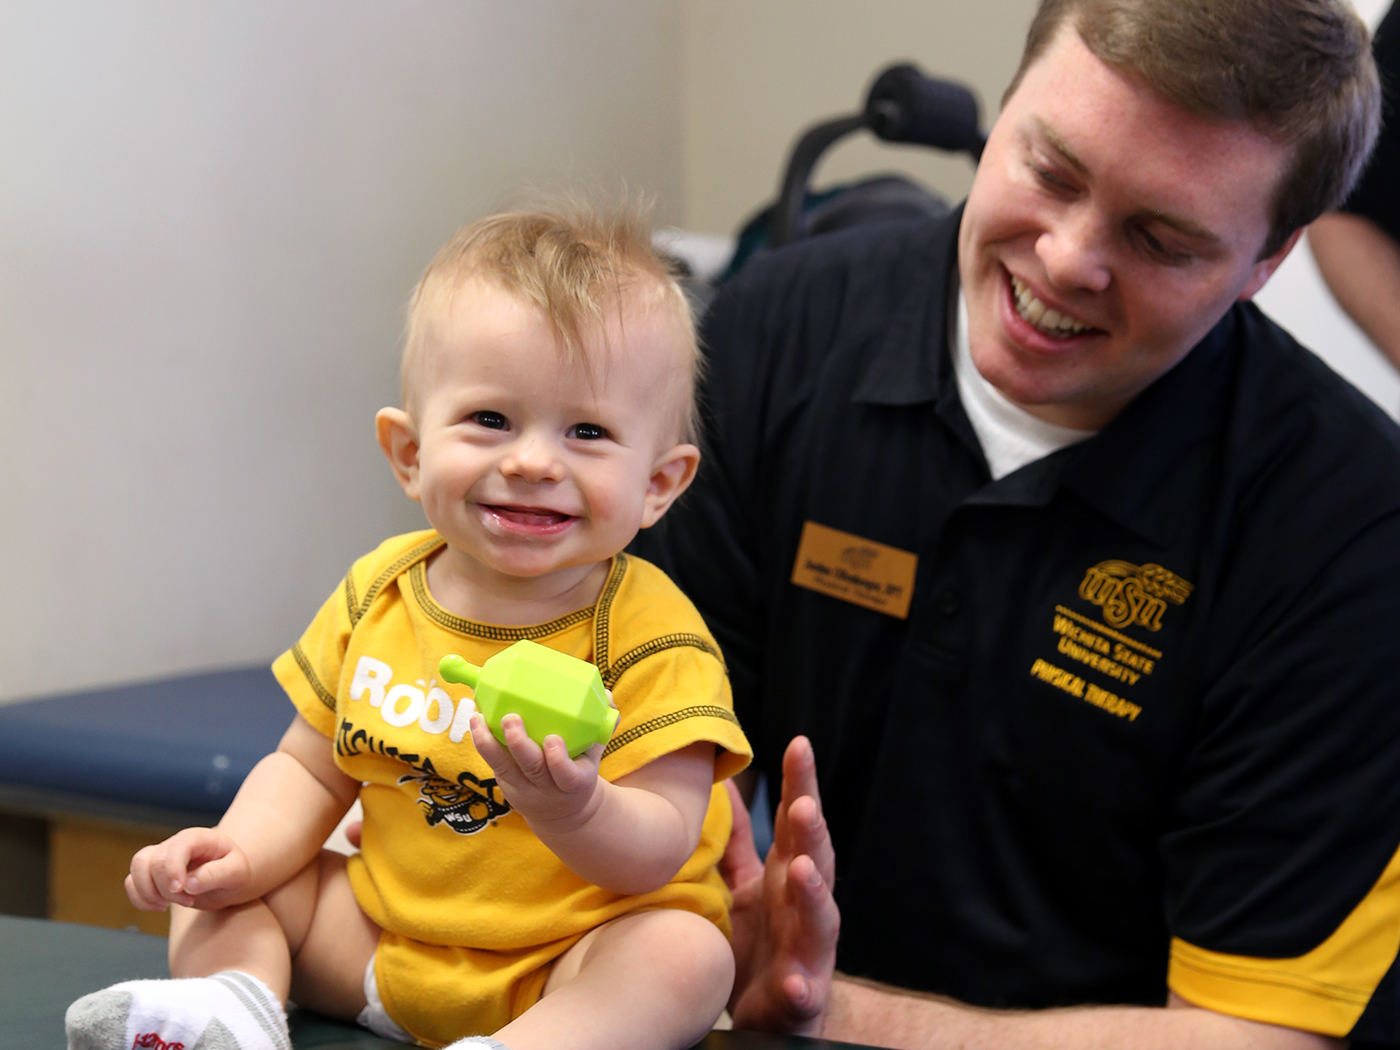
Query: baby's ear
641 443 701 528
376 407 423 502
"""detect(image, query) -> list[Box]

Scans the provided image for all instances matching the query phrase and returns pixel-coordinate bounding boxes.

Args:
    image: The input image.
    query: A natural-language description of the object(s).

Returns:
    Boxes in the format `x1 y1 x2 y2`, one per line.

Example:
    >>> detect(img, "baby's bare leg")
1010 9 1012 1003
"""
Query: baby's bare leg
67 852 378 1050
495 910 734 1050
171 849 378 1018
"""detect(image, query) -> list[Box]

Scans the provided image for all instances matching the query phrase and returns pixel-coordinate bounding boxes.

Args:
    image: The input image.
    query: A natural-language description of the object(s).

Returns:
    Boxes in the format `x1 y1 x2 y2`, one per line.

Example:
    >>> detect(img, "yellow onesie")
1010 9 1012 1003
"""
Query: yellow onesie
272 531 751 1047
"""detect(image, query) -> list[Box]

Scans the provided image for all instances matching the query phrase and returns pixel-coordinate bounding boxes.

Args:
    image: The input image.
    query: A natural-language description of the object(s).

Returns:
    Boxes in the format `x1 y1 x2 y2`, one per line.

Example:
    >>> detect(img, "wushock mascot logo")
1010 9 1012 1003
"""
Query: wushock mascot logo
339 651 516 835
1078 560 1193 632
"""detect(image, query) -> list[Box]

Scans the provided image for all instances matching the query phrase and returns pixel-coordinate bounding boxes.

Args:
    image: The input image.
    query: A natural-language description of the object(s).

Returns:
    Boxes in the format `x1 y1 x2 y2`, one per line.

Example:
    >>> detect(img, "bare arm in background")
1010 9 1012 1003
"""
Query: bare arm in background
1310 212 1400 372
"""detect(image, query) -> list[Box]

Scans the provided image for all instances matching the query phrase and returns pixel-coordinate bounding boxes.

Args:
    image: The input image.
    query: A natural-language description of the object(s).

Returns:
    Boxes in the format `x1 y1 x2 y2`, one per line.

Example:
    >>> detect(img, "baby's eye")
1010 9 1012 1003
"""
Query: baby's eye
468 411 508 431
568 422 609 441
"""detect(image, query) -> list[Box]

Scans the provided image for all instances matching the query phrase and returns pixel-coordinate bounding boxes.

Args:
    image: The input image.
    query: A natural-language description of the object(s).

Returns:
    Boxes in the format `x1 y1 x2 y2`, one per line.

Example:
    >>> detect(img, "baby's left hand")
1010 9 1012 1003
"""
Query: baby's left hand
470 712 605 833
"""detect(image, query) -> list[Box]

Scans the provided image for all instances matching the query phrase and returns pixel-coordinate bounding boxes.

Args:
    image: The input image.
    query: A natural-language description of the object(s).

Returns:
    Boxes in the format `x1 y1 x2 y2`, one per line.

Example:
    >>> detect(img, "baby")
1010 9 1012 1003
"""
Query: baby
67 205 751 1050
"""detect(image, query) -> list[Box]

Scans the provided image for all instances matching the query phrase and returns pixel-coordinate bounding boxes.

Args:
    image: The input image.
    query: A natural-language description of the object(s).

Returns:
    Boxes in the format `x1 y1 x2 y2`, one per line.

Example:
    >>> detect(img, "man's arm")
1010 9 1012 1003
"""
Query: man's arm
1309 212 1400 371
728 740 1344 1050
822 979 1343 1050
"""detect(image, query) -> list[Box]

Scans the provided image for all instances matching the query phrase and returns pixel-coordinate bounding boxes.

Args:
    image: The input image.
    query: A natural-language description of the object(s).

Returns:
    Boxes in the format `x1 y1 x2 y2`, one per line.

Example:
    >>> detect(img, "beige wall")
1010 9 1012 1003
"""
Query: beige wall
681 0 1040 234
0 0 684 701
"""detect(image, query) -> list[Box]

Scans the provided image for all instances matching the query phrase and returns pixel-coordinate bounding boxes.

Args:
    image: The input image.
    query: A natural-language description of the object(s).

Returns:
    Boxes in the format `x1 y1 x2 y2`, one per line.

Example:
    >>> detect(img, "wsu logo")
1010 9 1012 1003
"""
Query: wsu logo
1078 560 1193 632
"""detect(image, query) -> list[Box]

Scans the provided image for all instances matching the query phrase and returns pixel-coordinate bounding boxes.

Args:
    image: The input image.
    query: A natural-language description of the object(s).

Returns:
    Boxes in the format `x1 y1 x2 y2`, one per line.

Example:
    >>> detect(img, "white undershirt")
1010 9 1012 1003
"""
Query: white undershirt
951 289 1097 480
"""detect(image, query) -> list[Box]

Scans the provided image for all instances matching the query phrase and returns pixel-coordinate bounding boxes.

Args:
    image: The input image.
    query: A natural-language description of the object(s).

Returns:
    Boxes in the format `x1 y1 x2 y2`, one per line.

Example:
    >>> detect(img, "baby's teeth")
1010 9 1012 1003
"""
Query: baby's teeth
1041 308 1063 329
1025 298 1045 323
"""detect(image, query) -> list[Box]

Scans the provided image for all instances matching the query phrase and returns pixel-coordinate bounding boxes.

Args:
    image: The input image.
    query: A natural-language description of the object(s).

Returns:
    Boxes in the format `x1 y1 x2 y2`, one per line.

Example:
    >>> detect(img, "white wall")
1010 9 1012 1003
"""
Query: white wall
0 1 684 701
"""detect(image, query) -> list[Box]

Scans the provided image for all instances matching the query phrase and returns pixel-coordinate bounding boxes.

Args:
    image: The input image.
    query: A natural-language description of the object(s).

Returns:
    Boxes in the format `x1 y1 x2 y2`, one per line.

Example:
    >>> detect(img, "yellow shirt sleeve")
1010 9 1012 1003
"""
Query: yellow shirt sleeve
1169 839 1400 1036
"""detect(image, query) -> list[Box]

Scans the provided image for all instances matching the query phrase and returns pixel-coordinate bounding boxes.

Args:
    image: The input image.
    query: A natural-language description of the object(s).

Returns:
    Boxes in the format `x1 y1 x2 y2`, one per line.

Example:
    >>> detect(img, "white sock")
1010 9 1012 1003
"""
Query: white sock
443 1040 510 1050
66 971 289 1050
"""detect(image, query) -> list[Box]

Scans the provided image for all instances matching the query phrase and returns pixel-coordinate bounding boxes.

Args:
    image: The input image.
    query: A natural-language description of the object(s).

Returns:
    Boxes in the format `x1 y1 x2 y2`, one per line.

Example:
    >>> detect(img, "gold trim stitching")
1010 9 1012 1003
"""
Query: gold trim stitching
592 554 629 674
602 705 740 758
344 568 359 626
409 562 595 639
353 537 445 626
603 634 723 689
292 642 336 711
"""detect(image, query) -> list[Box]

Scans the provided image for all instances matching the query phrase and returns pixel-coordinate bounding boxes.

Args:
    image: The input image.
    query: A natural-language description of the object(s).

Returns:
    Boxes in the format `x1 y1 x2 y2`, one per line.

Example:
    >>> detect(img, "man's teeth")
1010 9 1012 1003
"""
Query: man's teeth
1011 276 1090 336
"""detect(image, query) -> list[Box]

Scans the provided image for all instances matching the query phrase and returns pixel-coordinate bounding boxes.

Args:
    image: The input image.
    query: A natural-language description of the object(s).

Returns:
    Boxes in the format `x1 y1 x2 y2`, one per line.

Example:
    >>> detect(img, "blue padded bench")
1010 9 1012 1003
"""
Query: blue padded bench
0 666 289 826
0 666 290 931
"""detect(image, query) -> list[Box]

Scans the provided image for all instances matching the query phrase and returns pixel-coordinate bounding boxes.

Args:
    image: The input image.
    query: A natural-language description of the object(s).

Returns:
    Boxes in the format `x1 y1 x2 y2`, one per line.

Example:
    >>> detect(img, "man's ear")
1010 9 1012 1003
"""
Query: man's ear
640 443 701 528
376 407 423 502
1239 227 1305 301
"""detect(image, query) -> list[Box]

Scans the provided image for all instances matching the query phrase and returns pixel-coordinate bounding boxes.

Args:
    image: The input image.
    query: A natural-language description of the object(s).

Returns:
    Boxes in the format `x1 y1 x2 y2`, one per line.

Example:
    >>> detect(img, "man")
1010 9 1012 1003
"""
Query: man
639 0 1400 1045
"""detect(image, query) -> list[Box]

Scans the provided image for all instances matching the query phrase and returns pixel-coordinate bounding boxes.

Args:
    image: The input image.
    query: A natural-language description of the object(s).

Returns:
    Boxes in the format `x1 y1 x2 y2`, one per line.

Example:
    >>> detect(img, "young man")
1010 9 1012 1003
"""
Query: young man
652 0 1400 1046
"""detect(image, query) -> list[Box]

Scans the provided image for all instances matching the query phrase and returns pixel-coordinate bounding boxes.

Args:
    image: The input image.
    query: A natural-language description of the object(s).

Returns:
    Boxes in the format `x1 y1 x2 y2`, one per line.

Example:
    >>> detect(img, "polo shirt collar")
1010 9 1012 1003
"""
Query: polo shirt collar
844 201 1239 548
1059 312 1236 548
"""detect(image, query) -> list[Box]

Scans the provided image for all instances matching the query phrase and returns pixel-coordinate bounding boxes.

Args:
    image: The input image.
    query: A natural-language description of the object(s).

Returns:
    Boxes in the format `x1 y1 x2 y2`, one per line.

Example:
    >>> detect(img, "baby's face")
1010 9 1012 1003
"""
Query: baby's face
406 279 691 585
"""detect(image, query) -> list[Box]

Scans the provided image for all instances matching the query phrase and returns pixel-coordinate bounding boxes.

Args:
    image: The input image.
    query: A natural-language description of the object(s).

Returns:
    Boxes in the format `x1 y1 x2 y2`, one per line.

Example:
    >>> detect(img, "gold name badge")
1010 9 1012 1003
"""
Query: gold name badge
790 521 918 619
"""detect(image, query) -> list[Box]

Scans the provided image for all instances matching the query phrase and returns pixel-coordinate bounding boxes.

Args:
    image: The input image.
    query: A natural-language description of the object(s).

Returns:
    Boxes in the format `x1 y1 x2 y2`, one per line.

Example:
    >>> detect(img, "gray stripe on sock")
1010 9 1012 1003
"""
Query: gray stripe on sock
209 972 290 1050
191 1017 240 1050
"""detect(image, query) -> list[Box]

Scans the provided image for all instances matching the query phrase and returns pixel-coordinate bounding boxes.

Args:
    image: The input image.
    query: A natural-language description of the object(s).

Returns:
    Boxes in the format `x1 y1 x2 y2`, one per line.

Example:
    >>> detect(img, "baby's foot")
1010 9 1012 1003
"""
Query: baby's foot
66 971 289 1050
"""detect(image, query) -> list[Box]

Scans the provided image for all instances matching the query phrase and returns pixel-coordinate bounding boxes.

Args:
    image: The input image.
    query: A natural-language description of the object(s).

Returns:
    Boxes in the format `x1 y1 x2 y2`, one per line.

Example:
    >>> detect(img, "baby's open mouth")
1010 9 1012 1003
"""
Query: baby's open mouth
483 505 574 528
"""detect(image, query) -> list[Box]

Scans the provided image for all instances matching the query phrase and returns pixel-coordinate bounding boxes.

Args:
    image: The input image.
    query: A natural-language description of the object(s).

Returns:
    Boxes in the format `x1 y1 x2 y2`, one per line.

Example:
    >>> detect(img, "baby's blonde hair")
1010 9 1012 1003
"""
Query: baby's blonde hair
402 202 701 444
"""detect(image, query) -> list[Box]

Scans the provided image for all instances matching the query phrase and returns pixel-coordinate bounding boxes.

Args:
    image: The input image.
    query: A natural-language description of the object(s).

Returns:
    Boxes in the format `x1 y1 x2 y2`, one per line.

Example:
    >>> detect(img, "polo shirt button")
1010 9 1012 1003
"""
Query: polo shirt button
936 588 960 617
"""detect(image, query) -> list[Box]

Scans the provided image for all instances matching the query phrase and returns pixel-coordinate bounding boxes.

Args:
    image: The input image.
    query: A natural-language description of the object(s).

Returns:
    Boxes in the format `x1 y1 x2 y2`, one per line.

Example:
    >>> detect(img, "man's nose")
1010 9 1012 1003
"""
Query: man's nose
1036 208 1112 295
500 435 565 482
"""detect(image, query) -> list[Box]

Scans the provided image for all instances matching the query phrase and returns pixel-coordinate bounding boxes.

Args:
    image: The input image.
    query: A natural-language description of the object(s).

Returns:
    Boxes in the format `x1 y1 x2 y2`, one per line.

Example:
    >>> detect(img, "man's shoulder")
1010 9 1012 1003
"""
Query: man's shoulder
700 212 959 409
1227 303 1400 492
712 212 958 336
1201 303 1400 590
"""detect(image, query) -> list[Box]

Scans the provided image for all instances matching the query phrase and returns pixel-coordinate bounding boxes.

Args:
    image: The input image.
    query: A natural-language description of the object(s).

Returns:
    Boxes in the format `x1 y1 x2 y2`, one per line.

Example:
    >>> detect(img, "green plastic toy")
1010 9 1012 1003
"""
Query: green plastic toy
439 639 619 758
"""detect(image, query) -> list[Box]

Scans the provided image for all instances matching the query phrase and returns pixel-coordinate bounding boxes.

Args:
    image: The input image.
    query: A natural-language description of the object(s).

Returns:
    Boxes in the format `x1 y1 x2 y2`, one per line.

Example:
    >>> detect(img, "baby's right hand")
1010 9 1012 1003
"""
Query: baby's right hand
125 827 251 911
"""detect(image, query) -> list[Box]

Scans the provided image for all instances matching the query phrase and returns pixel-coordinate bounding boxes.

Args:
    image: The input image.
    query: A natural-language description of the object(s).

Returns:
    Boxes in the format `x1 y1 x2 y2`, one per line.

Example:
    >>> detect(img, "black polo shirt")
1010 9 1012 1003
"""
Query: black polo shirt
636 209 1400 1042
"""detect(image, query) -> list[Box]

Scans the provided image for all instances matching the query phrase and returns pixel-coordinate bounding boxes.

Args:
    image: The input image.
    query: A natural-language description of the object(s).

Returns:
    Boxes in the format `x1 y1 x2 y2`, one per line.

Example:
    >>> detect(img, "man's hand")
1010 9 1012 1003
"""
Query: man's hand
723 736 840 1035
126 826 252 912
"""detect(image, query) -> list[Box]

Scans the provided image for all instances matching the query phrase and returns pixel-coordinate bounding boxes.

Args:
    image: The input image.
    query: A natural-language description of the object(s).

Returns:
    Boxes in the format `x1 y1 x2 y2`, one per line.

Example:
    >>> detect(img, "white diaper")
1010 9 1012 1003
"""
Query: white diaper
357 955 416 1044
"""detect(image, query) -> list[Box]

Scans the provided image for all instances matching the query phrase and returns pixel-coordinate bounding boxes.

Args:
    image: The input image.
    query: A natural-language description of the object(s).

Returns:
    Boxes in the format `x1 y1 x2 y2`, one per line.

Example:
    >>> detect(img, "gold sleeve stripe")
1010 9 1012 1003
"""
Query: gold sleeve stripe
350 536 444 626
602 705 741 758
602 634 724 689
1169 839 1400 1036
291 643 337 712
408 563 594 639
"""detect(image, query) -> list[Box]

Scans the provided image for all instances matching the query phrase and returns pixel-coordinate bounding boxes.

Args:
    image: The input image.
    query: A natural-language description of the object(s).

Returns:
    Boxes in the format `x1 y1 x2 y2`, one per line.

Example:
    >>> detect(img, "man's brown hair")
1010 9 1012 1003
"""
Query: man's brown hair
1005 0 1380 257
403 202 701 442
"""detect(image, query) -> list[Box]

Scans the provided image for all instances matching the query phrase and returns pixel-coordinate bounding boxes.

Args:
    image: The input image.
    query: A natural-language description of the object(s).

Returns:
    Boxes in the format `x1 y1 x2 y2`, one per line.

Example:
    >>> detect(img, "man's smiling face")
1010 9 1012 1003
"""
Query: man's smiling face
957 23 1300 430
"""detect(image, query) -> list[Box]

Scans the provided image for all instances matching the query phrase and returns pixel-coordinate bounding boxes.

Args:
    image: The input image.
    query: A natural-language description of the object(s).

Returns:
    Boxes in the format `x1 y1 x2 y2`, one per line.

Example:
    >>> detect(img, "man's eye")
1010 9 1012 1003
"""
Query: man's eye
1136 226 1193 266
568 422 608 441
469 411 508 430
1032 162 1073 192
